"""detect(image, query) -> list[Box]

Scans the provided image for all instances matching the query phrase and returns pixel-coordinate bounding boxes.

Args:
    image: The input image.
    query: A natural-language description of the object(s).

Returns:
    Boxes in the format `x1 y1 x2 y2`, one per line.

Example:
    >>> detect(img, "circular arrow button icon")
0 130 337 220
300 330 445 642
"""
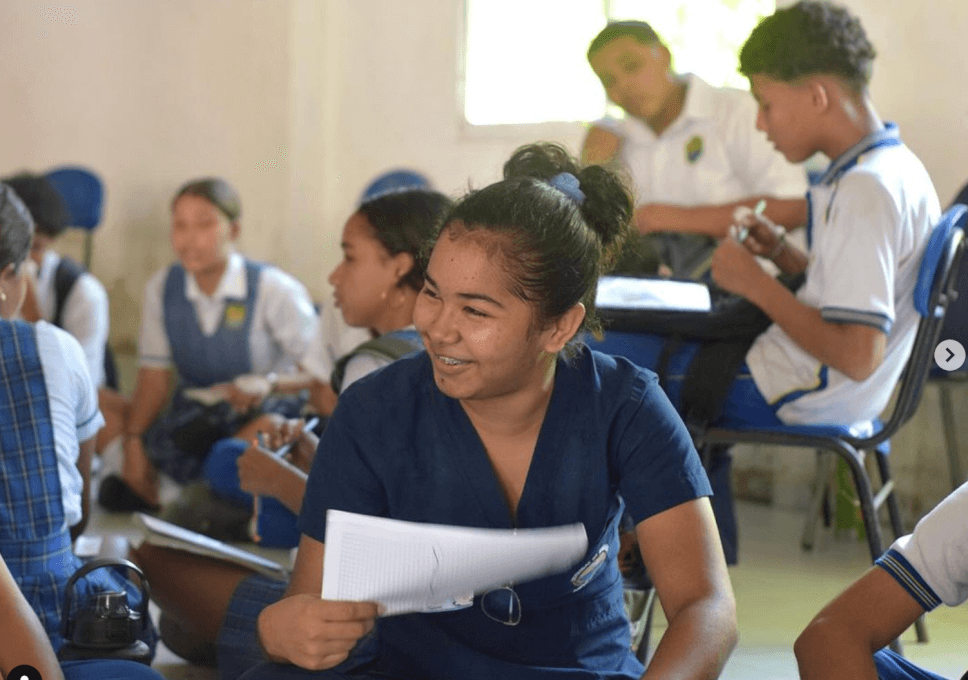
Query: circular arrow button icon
935 339 966 371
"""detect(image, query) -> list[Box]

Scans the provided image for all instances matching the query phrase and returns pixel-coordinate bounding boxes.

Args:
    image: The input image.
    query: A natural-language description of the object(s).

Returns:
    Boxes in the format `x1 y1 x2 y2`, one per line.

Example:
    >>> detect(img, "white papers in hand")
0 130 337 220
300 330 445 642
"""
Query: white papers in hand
321 510 588 617
596 276 712 312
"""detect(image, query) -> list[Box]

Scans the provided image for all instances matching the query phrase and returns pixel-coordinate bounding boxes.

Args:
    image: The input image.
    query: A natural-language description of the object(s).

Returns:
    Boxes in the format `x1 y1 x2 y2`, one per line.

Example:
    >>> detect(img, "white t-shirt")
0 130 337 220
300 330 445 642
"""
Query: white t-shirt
139 252 318 377
877 481 968 610
35 321 105 528
31 250 109 387
746 125 940 428
593 74 808 208
299 297 370 384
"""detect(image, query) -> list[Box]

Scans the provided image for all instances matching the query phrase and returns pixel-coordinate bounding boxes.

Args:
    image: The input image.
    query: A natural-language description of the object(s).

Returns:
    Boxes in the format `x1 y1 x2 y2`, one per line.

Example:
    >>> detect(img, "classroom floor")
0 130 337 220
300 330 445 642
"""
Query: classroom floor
86 483 966 680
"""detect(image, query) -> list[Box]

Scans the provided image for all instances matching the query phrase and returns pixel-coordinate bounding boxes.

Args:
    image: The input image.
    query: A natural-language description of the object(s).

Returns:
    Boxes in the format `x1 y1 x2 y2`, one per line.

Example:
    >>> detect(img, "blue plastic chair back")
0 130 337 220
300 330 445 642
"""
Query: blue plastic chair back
359 169 432 205
45 166 104 231
915 204 967 318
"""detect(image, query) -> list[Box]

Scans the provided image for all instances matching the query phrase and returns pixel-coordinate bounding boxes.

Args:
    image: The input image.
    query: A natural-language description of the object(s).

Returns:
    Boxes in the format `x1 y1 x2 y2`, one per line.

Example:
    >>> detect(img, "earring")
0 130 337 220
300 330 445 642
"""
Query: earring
0 290 6 302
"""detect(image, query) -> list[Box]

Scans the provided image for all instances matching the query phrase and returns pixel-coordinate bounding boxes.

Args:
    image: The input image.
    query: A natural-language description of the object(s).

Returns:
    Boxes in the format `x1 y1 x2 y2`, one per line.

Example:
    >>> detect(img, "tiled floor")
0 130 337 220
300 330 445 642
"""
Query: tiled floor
86 489 966 680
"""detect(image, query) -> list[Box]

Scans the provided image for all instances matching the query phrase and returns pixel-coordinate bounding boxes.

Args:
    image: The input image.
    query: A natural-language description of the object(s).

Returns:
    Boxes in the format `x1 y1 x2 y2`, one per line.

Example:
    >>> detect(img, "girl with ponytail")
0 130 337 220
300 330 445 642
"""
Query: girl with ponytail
247 143 737 680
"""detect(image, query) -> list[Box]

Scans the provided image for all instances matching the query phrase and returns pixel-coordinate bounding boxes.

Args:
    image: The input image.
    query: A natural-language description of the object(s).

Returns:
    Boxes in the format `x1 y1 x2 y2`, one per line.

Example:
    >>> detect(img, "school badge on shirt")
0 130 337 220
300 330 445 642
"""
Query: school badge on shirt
685 135 704 163
224 302 247 329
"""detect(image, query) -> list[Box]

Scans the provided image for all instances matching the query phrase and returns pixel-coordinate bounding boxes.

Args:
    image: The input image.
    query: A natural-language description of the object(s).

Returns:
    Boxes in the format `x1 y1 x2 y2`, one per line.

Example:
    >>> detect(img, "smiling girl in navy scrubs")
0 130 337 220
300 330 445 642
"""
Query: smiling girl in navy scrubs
245 144 737 679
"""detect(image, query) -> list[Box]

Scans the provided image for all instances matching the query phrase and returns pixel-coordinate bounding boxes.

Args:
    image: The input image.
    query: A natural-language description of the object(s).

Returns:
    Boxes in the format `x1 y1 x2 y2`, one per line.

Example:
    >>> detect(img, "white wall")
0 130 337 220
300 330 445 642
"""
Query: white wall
1 0 966 520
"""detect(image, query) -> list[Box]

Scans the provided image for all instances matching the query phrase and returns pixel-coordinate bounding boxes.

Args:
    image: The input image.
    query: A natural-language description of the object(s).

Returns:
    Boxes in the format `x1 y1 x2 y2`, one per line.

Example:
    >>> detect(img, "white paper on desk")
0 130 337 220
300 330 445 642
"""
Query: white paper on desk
321 510 588 617
596 276 712 312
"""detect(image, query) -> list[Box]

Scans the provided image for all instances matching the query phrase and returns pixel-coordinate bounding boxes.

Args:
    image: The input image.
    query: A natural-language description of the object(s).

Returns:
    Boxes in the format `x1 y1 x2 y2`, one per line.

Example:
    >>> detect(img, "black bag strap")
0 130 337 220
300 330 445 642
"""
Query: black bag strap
53 256 86 329
674 273 806 438
53 256 120 390
330 335 417 395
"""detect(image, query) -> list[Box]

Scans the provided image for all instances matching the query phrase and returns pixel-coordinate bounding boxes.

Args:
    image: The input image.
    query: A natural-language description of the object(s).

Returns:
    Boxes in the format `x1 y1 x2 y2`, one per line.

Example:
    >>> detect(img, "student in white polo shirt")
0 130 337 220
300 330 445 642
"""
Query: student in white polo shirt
591 1 940 567
796 481 968 680
583 20 809 277
98 177 318 513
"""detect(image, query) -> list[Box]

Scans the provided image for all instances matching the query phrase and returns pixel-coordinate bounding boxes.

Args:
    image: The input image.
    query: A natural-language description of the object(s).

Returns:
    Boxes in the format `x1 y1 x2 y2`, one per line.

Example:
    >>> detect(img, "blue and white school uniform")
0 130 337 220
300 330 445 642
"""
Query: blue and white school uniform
594 74 808 275
138 252 317 482
0 319 156 654
595 124 940 431
243 347 710 680
746 123 939 430
588 125 939 565
870 481 968 680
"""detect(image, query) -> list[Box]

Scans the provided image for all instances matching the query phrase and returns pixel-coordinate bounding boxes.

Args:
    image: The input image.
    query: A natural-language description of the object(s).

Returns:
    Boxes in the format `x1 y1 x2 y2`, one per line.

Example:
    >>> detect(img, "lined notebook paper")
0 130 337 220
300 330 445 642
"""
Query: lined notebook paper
596 276 712 312
321 510 588 616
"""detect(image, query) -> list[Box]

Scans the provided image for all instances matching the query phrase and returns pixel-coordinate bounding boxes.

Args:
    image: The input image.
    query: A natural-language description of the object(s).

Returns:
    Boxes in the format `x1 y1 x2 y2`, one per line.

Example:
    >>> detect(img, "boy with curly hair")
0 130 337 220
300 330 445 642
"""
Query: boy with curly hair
724 3 943 676
712 0 939 428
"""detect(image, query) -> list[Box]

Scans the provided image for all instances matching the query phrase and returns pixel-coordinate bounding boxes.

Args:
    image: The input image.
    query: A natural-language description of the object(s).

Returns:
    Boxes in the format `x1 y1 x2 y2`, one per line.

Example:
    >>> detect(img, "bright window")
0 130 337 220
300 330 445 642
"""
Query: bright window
463 0 775 126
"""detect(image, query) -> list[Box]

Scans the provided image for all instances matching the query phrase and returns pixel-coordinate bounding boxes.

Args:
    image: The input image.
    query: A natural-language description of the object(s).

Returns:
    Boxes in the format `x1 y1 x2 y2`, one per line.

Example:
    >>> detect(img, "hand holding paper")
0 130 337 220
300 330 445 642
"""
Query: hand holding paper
321 510 588 617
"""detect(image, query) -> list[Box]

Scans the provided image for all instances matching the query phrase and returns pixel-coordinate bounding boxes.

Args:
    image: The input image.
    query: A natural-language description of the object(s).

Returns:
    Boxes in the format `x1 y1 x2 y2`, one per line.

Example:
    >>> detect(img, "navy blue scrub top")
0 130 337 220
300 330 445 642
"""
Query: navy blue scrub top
300 346 711 679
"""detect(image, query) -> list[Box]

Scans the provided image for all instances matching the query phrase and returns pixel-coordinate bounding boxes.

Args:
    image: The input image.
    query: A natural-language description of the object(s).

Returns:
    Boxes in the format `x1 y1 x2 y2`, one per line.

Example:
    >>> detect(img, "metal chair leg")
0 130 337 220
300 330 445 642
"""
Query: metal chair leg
831 442 885 565
939 383 964 491
873 449 904 541
636 587 657 665
802 451 835 551
873 448 928 644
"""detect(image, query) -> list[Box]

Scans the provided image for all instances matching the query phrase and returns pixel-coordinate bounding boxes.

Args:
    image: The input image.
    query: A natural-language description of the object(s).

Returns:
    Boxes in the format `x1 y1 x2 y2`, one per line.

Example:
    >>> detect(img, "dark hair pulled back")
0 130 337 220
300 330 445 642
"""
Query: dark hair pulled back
1 172 71 238
357 189 453 292
172 177 242 222
439 142 632 338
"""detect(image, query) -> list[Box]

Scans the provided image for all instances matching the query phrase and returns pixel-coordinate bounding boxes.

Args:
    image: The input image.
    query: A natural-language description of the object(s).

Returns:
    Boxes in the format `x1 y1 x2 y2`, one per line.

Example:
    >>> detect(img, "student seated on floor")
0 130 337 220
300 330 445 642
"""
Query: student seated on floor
2 172 125 456
236 142 736 680
162 188 453 548
98 177 318 513
795 480 968 680
591 0 940 566
0 183 158 659
582 19 808 277
131 188 453 677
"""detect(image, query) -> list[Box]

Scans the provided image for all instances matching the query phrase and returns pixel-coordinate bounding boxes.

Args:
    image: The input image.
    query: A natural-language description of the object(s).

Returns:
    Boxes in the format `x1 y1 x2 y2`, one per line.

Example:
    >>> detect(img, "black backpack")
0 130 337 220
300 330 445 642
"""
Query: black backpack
599 273 805 437
53 256 119 390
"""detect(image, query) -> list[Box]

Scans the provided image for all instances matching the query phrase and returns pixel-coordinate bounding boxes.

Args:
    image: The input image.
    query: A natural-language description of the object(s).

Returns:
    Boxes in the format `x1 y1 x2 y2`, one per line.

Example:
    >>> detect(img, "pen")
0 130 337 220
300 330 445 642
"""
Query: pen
735 199 768 243
268 417 321 459
253 431 268 543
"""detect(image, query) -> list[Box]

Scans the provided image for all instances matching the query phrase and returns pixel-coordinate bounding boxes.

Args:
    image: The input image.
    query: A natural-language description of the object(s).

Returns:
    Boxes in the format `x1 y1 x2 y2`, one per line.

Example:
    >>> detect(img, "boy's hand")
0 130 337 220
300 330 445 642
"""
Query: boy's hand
731 207 785 259
711 238 771 299
635 203 679 234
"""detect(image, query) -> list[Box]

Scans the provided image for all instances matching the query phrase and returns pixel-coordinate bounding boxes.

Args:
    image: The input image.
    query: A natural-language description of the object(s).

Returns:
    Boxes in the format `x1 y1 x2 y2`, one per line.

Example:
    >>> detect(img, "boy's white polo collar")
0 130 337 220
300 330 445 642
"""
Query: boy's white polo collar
671 73 717 127
184 251 246 302
817 122 900 186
